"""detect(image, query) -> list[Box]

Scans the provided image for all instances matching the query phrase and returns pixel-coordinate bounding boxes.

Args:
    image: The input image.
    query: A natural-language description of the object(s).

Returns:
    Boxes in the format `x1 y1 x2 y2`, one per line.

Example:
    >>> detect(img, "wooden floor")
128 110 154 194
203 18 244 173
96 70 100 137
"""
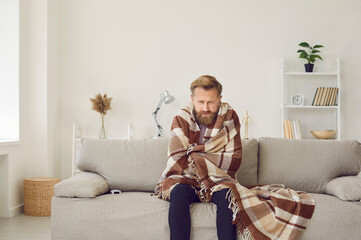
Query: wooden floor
0 214 51 240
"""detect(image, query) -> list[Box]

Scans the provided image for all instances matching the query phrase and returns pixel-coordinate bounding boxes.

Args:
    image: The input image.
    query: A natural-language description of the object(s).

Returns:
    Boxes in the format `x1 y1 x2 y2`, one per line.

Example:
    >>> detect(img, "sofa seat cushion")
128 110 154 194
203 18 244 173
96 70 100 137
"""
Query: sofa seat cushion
301 193 361 239
52 192 227 240
258 137 361 193
52 192 361 240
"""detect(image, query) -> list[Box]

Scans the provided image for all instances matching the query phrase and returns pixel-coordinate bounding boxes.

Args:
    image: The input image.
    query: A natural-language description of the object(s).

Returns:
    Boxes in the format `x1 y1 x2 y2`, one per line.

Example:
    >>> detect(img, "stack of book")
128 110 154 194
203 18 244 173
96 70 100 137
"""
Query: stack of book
312 87 338 106
283 119 302 139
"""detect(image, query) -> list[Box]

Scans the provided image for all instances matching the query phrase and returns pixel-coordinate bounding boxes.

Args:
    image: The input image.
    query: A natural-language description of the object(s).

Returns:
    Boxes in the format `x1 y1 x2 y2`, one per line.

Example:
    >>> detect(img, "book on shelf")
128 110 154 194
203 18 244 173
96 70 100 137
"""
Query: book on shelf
332 88 338 106
295 119 302 139
283 118 302 139
311 88 319 106
312 87 339 106
314 87 321 106
315 87 324 106
326 88 333 106
318 87 327 106
283 119 289 139
328 88 335 106
288 120 293 139
323 87 328 106
292 120 297 139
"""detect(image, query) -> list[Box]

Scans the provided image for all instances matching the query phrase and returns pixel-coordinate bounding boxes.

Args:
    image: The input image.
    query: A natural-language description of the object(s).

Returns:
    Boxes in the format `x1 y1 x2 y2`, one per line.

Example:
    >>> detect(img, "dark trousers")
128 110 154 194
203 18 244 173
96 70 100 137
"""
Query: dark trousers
169 184 237 240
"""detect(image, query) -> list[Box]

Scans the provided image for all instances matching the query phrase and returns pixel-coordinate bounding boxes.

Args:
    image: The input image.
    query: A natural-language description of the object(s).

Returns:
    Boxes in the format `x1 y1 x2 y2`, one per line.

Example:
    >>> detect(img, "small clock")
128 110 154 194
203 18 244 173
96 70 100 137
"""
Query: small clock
291 94 304 106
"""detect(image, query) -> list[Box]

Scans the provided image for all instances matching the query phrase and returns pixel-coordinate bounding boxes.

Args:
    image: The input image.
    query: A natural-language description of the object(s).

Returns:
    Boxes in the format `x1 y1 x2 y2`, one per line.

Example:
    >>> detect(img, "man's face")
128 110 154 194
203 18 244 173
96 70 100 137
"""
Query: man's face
191 87 222 126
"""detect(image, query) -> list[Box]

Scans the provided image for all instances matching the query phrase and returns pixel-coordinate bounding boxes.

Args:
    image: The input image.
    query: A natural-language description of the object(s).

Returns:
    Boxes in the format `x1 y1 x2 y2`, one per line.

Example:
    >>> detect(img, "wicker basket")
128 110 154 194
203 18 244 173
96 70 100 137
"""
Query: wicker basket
23 177 60 216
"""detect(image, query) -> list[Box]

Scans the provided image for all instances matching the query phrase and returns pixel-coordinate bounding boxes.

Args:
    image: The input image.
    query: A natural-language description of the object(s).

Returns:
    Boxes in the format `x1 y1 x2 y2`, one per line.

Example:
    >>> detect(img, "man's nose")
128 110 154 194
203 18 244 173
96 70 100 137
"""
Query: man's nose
202 104 209 112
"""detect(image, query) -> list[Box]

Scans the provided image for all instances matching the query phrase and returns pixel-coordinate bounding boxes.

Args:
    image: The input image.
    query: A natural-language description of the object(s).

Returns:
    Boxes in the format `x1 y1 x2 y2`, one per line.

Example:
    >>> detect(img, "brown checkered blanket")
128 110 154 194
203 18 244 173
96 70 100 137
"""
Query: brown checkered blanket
155 102 315 240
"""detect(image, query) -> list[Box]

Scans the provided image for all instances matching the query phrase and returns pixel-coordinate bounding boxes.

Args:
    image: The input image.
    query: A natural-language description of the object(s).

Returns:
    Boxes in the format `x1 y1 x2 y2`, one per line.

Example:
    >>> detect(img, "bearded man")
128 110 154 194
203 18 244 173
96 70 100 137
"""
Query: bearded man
155 74 316 240
155 75 241 240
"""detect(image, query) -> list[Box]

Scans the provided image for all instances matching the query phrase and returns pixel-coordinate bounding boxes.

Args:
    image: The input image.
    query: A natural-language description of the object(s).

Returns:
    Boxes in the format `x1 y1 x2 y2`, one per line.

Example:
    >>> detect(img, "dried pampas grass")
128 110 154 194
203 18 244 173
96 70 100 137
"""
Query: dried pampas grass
90 93 113 116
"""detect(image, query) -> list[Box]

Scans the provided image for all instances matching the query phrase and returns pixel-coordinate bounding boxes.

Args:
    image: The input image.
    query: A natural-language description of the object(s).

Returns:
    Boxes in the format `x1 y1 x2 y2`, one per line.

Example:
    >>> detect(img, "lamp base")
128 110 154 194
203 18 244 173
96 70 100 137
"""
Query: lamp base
151 135 162 139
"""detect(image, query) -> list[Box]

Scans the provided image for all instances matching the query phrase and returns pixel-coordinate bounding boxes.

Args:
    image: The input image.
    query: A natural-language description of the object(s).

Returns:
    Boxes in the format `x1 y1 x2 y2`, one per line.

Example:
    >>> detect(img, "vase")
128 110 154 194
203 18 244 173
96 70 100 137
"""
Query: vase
99 115 106 139
305 63 314 72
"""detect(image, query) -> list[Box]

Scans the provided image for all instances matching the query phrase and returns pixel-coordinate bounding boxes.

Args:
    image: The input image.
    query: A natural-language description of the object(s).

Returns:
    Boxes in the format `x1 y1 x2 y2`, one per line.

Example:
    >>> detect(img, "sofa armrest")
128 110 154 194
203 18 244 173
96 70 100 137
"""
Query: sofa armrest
325 176 361 201
54 172 109 198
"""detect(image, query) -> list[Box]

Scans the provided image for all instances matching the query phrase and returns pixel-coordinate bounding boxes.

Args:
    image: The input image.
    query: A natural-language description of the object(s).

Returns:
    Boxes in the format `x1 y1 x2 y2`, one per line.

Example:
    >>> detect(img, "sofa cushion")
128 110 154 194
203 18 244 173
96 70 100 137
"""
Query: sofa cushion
325 176 361 201
76 137 259 192
236 138 258 186
76 137 169 192
54 172 109 198
257 137 361 193
300 193 361 239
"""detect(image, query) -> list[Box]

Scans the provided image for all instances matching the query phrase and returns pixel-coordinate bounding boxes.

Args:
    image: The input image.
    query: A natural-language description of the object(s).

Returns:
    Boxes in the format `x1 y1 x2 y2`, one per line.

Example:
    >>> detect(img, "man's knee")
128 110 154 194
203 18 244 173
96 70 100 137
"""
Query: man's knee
170 184 197 205
212 188 231 208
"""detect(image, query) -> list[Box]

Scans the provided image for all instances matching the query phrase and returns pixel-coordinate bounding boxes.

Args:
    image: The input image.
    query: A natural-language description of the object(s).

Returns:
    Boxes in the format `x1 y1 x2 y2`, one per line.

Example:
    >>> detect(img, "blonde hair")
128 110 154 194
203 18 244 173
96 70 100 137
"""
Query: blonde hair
190 75 222 96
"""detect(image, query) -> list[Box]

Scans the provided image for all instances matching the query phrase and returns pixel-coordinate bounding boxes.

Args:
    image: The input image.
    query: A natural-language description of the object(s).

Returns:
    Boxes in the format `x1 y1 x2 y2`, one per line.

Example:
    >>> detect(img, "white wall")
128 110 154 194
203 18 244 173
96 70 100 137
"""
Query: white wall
47 0 61 178
59 0 361 179
0 0 61 217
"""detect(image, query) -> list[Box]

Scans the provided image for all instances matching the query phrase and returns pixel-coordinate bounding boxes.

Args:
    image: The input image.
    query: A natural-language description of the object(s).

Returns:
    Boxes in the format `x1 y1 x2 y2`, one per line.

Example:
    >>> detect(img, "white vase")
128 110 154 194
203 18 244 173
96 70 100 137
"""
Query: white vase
99 115 106 139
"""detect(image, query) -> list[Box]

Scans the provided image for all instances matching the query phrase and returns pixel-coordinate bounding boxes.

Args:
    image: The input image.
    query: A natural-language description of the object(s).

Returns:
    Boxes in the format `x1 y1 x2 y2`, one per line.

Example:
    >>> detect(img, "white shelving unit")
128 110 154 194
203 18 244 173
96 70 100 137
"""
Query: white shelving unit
280 58 341 140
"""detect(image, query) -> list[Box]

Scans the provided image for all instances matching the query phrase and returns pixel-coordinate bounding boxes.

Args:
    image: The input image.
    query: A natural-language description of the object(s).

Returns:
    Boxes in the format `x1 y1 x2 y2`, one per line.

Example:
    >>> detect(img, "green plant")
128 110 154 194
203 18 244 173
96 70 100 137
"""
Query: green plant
297 42 324 64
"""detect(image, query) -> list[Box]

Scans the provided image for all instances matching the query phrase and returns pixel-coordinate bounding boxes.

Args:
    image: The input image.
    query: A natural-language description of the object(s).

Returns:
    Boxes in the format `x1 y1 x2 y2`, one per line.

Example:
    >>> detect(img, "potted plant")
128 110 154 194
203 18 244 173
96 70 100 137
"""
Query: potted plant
297 42 324 72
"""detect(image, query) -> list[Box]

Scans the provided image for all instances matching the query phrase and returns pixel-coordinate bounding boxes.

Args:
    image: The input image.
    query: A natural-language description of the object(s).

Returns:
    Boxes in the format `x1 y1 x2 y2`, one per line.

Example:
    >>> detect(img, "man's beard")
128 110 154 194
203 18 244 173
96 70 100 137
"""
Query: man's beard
193 109 218 126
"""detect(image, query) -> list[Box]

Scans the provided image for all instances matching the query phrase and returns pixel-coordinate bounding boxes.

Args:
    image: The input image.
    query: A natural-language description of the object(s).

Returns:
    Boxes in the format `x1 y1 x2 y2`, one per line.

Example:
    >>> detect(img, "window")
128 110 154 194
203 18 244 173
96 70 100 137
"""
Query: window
0 0 19 142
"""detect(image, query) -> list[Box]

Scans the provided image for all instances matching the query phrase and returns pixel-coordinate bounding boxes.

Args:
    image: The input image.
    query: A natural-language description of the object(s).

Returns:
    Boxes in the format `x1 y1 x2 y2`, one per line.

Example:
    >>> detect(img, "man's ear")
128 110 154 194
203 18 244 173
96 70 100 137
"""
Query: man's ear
219 95 223 102
190 94 194 102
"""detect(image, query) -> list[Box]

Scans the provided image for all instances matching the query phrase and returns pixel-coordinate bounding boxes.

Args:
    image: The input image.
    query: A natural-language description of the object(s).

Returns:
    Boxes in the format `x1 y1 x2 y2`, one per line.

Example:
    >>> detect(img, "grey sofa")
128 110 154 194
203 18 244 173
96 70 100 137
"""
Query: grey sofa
52 137 361 240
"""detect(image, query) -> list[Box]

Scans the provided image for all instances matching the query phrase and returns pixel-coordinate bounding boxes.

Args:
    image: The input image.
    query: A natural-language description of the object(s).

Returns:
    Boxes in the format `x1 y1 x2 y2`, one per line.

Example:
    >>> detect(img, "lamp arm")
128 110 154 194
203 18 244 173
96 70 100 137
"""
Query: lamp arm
153 97 164 117
152 97 165 137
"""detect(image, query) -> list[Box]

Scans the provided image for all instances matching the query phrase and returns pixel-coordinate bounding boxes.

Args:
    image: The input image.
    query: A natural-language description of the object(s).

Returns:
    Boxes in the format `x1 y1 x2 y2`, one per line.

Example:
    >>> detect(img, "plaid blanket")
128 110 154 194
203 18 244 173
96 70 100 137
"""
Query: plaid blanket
155 102 315 240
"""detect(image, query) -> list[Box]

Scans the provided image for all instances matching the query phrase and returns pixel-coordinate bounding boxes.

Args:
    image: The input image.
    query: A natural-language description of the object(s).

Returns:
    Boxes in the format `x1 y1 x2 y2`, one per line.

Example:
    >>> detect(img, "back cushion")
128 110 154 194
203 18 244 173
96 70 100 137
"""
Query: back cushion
258 137 361 193
76 137 259 192
236 138 258 186
76 137 169 192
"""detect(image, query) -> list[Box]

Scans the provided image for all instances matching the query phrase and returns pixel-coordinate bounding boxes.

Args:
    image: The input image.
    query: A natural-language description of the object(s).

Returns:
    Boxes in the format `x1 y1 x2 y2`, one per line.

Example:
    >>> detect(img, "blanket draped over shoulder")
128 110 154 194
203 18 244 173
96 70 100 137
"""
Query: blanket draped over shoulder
155 102 315 240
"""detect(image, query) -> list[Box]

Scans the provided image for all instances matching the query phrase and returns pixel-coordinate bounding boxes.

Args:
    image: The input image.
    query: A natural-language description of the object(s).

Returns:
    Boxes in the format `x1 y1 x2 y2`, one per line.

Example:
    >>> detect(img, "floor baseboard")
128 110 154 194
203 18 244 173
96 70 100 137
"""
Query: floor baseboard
9 204 23 217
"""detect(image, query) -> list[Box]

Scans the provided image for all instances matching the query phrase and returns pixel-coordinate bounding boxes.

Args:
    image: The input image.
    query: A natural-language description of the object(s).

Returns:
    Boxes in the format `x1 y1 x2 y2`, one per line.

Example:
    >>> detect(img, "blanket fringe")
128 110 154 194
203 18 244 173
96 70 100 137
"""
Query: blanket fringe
242 227 255 240
188 155 210 202
154 188 170 201
226 188 240 222
153 183 176 201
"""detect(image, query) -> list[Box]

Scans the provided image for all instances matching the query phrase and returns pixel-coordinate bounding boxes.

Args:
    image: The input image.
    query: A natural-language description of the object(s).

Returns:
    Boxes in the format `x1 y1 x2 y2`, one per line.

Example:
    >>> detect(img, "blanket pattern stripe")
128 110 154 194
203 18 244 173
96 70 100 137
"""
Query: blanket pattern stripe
155 102 315 240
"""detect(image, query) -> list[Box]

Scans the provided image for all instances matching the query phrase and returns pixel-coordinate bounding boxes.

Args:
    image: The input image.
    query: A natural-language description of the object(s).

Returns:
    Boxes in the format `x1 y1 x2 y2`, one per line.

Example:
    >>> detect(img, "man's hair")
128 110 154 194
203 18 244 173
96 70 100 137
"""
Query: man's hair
190 75 223 97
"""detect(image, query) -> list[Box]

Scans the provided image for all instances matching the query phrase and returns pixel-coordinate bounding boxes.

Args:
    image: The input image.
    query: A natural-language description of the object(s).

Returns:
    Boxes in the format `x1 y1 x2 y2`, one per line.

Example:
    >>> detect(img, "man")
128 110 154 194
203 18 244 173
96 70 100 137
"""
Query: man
155 75 242 240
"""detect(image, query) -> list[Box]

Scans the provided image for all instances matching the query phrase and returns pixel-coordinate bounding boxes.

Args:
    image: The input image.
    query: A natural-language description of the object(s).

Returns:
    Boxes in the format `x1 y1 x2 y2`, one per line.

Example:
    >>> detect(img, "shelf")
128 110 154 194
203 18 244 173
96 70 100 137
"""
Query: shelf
280 58 341 140
283 72 338 76
281 105 339 109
